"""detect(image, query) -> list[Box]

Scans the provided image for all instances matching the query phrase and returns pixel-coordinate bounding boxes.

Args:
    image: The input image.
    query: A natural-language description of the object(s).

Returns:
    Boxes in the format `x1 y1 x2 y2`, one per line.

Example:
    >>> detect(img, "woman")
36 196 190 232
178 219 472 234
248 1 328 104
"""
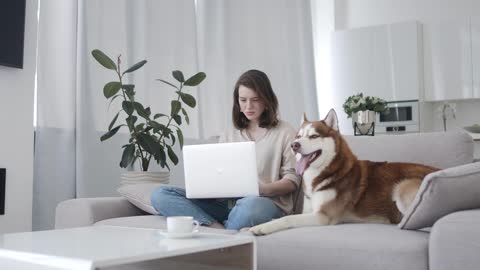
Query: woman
150 69 300 230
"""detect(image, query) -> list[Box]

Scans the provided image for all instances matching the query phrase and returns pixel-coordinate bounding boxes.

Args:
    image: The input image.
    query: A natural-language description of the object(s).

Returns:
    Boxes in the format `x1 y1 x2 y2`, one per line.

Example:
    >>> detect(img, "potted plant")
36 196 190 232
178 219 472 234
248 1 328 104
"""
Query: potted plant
91 49 206 183
342 93 388 135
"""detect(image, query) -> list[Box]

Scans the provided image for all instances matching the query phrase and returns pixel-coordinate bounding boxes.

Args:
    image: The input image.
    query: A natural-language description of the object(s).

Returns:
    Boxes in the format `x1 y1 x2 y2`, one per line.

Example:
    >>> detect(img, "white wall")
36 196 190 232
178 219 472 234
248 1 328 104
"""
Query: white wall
310 0 335 119
334 0 480 133
0 0 38 233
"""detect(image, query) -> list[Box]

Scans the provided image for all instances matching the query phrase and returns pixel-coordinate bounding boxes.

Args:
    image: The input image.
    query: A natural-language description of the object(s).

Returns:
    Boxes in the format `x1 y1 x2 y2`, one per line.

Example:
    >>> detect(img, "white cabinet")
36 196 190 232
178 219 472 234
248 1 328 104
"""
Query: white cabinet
331 21 421 134
332 21 420 102
423 19 473 101
472 17 480 98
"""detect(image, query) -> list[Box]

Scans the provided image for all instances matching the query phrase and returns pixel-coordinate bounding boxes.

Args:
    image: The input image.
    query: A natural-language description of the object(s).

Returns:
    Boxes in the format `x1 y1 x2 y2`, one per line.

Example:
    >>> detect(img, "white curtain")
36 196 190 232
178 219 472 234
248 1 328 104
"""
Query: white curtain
196 0 318 138
33 0 317 230
34 0 199 230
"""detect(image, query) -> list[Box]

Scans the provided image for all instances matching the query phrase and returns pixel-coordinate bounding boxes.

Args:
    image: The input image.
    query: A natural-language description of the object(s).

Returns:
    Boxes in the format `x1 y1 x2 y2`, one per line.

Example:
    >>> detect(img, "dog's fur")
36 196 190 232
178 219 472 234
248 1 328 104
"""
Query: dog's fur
249 109 439 235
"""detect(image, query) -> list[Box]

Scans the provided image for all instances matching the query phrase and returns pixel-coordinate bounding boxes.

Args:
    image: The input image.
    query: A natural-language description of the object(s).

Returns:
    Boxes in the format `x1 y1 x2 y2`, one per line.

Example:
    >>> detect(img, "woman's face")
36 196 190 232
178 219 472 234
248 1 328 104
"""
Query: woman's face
238 85 265 123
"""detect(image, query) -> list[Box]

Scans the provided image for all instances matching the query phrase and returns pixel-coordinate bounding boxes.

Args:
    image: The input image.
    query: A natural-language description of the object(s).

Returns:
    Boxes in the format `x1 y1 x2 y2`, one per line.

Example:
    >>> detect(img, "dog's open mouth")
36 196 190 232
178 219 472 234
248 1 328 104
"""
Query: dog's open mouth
295 149 322 176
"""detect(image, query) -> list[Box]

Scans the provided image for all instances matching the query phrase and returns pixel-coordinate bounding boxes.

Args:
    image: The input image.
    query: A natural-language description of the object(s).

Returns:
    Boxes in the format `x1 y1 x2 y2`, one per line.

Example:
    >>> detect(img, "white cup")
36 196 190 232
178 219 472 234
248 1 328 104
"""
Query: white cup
166 216 200 234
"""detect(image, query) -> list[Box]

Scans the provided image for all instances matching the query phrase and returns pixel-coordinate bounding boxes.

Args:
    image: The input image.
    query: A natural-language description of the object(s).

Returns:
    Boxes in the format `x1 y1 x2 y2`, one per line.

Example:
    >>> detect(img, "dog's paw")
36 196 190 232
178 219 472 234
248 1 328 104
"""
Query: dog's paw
249 221 280 235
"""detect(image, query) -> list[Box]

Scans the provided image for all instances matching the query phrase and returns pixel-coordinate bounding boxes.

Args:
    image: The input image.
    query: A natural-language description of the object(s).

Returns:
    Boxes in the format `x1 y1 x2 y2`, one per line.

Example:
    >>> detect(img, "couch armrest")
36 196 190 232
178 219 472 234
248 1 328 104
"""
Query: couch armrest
55 197 146 229
429 209 480 270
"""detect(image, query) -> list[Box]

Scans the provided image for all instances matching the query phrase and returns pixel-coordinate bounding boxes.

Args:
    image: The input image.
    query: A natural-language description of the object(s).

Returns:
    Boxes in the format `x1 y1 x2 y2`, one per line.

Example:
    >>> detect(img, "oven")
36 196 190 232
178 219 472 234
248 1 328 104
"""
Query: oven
376 100 419 133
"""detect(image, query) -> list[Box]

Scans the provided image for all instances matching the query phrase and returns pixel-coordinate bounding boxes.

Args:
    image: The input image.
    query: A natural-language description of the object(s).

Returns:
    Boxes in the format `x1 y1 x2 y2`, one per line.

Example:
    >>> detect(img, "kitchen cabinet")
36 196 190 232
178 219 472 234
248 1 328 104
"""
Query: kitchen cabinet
472 17 480 98
423 18 476 101
331 21 421 134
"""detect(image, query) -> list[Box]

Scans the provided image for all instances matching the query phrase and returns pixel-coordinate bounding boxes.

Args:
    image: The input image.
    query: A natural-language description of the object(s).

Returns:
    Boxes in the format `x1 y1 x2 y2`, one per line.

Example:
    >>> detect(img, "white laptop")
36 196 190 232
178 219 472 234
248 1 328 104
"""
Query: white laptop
183 141 259 199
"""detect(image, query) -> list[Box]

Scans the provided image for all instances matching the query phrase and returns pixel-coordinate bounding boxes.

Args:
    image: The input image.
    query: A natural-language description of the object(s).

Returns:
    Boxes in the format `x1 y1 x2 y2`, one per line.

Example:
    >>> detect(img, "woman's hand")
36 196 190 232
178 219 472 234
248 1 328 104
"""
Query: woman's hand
259 182 270 196
258 179 297 197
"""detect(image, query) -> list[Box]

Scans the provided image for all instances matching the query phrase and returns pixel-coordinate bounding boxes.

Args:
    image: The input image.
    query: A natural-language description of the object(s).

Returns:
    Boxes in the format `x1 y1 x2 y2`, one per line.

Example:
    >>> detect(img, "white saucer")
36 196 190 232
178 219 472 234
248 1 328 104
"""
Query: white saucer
156 229 200 239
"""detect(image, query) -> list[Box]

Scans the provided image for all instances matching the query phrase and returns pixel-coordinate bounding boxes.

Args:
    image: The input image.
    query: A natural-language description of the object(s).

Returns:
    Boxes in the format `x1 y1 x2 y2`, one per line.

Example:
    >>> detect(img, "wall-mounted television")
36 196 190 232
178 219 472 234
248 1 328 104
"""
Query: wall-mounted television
0 0 26 69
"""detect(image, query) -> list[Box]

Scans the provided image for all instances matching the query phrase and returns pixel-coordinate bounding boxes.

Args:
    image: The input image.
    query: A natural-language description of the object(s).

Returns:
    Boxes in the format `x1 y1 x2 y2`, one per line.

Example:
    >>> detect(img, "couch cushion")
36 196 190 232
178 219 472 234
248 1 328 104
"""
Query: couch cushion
117 183 171 215
429 210 480 270
94 215 237 235
256 224 429 270
344 131 474 169
399 162 480 230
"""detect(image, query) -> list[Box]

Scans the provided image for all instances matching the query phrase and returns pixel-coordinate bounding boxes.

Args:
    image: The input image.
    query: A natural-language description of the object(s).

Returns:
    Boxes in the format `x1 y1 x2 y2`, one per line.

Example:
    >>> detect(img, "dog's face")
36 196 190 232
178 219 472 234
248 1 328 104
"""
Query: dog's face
292 109 339 176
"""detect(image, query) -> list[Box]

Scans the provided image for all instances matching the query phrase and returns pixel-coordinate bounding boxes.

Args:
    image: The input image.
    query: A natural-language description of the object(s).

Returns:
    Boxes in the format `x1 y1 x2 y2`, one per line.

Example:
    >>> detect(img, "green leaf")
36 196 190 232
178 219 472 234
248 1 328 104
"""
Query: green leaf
173 114 182 125
184 72 206 86
181 108 190 124
156 79 178 89
154 113 168 119
170 133 176 146
122 85 135 101
122 60 147 75
136 133 157 155
177 91 196 108
120 144 135 168
156 146 167 168
92 49 117 70
133 102 150 119
171 100 181 116
176 129 184 149
162 127 173 137
122 84 135 91
122 101 134 115
126 115 137 130
103 82 121 98
172 70 184 82
135 123 145 132
166 145 179 165
100 125 122 141
144 126 153 133
108 112 119 131
149 121 166 133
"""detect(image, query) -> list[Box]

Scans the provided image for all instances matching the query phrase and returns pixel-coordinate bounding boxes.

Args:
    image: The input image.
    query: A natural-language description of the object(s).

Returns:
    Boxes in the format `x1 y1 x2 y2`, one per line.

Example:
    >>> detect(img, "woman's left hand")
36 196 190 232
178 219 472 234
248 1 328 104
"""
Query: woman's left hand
258 179 297 197
258 182 271 196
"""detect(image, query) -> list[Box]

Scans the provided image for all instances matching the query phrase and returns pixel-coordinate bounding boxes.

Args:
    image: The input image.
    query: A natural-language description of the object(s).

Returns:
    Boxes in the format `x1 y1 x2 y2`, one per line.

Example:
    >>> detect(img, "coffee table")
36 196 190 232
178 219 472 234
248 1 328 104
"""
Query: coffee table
0 225 256 270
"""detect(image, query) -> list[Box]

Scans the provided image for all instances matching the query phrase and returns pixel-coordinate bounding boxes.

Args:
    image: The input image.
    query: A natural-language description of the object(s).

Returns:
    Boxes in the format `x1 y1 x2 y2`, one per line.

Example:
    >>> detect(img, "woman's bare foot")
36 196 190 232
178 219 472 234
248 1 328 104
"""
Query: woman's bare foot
208 221 225 229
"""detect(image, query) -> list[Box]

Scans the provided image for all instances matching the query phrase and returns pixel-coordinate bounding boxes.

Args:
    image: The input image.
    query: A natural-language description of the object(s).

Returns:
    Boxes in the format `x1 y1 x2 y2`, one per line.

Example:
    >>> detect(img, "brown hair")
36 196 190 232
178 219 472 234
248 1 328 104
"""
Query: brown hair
232 69 279 129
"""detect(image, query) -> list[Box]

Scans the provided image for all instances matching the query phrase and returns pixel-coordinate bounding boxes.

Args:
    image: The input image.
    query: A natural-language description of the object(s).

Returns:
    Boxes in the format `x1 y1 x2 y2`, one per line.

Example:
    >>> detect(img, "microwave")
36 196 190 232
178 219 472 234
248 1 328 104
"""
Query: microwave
376 100 419 133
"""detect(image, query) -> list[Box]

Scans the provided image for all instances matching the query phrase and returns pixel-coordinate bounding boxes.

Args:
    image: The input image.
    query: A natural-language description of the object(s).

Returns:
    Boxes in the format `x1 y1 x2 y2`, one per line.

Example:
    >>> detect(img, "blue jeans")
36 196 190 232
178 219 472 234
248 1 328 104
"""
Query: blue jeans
150 186 285 230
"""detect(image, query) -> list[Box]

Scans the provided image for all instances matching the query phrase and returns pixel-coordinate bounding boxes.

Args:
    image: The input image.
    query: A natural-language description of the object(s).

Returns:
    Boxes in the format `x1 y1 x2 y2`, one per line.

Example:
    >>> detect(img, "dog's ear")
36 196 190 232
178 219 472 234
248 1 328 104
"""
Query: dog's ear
301 112 309 125
324 109 339 131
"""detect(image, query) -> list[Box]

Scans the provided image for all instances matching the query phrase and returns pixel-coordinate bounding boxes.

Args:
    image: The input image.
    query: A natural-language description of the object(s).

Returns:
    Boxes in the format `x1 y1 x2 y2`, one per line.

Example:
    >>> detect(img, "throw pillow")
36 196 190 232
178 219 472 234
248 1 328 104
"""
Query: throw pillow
117 183 172 215
398 161 480 230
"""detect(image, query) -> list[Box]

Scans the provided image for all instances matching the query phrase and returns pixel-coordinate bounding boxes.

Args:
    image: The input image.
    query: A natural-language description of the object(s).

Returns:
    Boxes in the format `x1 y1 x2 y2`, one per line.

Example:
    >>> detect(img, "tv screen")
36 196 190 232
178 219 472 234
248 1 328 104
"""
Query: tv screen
0 0 26 69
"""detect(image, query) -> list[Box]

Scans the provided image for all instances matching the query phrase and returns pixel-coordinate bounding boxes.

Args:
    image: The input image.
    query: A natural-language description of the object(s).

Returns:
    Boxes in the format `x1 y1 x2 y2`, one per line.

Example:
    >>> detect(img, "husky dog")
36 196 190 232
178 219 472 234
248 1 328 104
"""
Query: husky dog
249 109 438 235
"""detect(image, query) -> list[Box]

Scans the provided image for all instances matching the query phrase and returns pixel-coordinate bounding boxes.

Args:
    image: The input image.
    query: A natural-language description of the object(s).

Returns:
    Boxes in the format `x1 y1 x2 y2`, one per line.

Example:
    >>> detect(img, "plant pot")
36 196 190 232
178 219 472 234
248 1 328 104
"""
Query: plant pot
120 171 170 185
352 110 376 135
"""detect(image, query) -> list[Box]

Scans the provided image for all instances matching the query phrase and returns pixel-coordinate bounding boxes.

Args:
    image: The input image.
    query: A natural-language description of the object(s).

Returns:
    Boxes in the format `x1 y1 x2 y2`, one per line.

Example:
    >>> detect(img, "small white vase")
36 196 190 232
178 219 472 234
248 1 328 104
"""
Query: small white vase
121 171 170 185
352 110 376 135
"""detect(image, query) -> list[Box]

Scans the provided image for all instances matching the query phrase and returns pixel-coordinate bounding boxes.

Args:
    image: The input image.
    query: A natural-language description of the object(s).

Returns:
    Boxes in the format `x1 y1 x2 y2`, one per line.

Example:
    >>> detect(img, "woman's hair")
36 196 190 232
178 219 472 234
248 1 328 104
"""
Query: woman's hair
232 69 279 129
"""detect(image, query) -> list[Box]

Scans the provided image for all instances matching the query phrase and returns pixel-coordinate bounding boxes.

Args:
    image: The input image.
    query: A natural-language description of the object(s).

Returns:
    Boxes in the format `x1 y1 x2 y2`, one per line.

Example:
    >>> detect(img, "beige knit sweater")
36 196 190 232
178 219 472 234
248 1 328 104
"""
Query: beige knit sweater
219 120 301 214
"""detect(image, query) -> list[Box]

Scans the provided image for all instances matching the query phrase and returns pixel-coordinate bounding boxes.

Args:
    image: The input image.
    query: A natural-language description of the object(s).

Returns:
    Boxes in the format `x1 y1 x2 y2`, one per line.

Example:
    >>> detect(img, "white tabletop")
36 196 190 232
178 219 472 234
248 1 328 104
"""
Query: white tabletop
0 226 255 269
467 132 480 141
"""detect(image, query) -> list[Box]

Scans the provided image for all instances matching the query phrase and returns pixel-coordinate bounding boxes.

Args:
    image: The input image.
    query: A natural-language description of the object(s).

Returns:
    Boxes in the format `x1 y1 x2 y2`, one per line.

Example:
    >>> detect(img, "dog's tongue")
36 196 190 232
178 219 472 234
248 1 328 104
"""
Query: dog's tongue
295 154 311 176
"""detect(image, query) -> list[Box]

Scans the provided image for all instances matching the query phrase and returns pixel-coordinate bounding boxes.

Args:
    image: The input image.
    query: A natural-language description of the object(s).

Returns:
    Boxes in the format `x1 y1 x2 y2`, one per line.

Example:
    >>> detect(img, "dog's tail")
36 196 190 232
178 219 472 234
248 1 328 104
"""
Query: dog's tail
392 178 422 215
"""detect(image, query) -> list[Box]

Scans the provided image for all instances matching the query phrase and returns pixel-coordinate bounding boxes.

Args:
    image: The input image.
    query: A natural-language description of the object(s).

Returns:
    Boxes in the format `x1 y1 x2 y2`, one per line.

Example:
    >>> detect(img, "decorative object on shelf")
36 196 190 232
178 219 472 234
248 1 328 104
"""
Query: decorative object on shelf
343 93 388 136
352 110 376 136
464 124 480 134
438 102 456 132
91 49 206 174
